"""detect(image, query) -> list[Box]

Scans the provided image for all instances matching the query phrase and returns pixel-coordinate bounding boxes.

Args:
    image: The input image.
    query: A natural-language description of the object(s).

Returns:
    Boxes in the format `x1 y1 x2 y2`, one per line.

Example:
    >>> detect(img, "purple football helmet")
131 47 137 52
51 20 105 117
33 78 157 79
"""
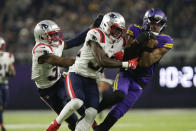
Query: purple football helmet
143 8 167 35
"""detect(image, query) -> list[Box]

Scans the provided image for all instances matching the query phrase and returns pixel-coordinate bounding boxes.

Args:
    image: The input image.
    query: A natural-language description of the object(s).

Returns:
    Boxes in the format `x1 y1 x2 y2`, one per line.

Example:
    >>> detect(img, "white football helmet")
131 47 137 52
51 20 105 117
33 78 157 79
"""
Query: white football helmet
34 20 63 47
100 12 126 41
0 37 6 51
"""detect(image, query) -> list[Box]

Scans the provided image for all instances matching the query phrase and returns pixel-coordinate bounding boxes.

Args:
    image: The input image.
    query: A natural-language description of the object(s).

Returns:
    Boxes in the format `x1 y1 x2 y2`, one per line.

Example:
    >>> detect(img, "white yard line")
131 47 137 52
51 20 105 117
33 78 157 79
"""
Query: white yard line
6 124 48 129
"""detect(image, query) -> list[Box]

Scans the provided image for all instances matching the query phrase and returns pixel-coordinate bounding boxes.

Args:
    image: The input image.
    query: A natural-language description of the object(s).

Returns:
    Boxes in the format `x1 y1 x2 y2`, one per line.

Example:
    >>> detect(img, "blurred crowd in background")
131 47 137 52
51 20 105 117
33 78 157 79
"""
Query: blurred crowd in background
0 0 196 64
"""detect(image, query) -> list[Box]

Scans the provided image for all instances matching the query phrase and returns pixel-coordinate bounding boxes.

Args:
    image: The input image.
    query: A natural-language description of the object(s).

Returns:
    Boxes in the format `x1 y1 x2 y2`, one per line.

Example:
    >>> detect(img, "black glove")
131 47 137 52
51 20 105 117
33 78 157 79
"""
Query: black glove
93 14 103 28
123 42 143 61
136 31 156 45
123 31 156 61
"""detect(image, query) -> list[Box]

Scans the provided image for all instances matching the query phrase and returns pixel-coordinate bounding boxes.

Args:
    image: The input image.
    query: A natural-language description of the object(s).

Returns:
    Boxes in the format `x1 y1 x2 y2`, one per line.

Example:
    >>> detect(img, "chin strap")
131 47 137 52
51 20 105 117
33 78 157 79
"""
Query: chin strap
151 31 159 36
150 22 166 36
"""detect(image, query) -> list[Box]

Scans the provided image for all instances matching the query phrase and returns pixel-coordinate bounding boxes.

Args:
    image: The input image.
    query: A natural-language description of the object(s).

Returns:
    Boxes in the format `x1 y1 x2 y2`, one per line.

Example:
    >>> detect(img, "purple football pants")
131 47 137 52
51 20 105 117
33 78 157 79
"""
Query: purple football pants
109 71 143 119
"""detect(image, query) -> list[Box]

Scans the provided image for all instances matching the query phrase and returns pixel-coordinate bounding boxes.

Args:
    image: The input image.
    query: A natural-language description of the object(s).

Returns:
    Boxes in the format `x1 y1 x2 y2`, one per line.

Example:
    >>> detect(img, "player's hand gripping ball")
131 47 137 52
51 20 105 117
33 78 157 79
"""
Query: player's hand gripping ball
136 31 156 45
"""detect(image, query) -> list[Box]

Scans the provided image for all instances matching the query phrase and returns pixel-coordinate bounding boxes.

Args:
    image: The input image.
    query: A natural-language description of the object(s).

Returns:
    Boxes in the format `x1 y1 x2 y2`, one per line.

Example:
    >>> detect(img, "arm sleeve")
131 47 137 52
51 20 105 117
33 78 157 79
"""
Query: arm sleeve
126 24 144 39
126 24 135 37
65 28 90 49
156 35 174 50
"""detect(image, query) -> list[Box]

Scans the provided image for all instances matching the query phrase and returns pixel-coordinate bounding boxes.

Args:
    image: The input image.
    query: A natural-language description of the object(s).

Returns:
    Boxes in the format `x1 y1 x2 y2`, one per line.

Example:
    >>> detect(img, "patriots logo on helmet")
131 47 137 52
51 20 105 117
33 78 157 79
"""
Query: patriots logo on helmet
41 24 48 30
109 13 117 19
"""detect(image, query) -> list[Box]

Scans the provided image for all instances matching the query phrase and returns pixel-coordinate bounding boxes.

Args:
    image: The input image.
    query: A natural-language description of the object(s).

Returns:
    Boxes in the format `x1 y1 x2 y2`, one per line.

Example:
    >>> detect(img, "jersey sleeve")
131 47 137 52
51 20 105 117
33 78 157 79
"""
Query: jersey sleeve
126 24 144 39
156 34 174 50
32 44 54 58
126 24 135 37
85 28 105 48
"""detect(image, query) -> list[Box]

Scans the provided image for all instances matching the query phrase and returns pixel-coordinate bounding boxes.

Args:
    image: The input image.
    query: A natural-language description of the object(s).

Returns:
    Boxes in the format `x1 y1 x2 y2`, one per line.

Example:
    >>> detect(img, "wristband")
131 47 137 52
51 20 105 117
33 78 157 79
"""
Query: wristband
142 47 153 52
122 62 128 69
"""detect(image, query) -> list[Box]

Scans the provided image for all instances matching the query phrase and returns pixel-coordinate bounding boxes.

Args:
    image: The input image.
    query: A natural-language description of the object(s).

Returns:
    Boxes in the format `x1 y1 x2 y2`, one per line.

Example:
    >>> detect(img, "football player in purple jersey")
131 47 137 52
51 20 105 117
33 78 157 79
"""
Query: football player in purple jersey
94 8 174 131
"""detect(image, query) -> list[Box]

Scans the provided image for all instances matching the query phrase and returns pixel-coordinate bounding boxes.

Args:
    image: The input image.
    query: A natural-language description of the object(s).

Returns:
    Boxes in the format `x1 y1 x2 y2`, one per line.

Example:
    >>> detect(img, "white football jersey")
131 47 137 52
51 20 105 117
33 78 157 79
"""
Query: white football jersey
0 51 15 84
31 41 64 89
69 28 125 79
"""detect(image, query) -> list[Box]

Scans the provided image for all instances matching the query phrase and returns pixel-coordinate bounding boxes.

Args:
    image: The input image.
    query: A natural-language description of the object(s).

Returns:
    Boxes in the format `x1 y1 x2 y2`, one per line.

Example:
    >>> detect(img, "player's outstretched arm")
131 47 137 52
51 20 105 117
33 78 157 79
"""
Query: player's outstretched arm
89 41 138 69
89 41 122 68
64 15 103 49
64 28 89 49
38 54 75 68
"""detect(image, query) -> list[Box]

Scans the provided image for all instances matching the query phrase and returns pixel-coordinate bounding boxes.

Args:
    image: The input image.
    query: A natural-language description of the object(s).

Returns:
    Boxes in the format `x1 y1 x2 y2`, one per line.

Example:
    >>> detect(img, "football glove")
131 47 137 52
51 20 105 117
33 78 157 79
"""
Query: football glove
122 57 139 70
136 31 156 45
113 51 124 61
123 31 156 61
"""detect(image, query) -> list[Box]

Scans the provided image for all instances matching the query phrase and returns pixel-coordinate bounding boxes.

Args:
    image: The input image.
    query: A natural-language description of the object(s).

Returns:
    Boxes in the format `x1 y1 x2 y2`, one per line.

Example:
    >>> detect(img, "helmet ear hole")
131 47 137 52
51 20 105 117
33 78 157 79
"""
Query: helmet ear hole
40 36 44 40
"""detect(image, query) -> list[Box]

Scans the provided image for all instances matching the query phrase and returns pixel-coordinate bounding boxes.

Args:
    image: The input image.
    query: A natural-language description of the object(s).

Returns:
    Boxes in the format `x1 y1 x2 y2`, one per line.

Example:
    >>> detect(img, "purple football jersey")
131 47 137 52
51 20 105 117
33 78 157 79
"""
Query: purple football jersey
125 24 174 85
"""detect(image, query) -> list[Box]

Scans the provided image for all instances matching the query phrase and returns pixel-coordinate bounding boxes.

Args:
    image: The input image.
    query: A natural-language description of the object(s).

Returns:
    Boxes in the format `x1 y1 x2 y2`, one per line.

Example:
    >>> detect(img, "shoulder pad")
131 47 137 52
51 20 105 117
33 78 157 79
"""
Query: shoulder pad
86 28 105 43
33 43 53 54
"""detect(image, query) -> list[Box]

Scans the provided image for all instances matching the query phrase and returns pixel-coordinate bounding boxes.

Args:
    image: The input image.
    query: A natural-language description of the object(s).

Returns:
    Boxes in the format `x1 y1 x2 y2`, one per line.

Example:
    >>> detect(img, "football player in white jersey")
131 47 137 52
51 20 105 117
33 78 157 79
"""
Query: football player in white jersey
47 12 139 131
32 17 105 131
0 37 16 131
32 20 87 131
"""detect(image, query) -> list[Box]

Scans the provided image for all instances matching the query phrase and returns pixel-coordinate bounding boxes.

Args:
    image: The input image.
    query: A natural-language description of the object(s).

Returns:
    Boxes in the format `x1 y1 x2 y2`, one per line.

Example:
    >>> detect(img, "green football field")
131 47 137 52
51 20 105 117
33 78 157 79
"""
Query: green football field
3 109 196 131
